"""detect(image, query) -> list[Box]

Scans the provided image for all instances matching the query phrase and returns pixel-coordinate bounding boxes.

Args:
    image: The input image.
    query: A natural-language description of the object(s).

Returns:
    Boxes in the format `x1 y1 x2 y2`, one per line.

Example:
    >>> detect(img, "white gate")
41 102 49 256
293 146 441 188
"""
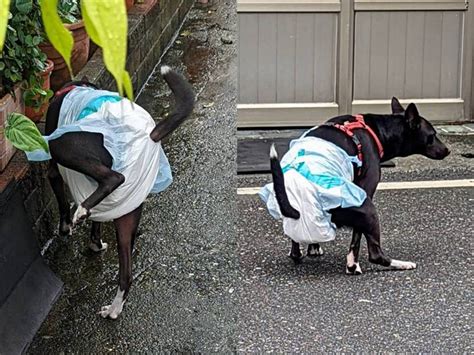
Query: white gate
238 0 473 127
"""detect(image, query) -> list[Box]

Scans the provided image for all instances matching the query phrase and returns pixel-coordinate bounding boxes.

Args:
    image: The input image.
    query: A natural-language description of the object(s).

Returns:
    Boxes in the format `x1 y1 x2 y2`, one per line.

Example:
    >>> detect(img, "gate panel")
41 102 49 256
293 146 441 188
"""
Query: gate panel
238 0 472 127
238 1 340 127
239 13 338 104
353 11 463 100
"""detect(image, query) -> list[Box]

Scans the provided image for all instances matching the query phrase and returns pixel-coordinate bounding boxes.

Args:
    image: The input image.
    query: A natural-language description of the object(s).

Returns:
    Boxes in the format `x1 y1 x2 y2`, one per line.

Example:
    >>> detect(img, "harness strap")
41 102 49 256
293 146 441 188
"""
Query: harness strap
55 82 93 98
353 114 384 158
54 85 78 97
323 114 384 176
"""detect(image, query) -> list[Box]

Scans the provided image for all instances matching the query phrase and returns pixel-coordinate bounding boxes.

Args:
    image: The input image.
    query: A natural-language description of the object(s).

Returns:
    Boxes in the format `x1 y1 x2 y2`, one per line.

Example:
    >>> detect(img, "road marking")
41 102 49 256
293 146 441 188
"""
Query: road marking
237 179 474 195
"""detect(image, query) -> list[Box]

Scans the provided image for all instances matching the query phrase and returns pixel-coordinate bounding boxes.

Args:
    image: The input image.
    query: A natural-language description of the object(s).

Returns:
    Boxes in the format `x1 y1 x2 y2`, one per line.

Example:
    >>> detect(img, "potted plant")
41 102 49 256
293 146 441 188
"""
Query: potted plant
23 58 54 122
39 0 90 91
0 0 53 170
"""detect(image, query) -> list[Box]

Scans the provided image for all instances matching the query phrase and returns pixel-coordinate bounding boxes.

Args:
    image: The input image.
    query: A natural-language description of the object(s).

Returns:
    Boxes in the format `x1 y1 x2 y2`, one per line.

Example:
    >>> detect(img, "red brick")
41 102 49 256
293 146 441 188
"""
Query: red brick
0 85 24 171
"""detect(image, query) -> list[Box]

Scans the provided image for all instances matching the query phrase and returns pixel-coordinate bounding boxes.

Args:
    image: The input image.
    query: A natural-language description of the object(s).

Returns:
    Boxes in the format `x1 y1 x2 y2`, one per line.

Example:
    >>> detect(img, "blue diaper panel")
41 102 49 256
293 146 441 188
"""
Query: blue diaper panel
78 96 122 120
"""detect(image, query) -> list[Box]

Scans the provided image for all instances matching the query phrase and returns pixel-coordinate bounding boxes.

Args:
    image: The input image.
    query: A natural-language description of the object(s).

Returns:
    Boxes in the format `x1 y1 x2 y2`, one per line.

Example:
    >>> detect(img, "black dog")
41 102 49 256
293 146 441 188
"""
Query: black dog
270 98 450 274
45 67 194 318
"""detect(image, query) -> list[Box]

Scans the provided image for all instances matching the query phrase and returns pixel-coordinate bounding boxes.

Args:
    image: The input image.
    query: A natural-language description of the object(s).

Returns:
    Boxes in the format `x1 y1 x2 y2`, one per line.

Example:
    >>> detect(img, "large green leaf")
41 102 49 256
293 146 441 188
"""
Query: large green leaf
0 0 11 51
4 112 49 153
81 0 133 99
123 70 134 102
40 0 73 73
80 1 99 44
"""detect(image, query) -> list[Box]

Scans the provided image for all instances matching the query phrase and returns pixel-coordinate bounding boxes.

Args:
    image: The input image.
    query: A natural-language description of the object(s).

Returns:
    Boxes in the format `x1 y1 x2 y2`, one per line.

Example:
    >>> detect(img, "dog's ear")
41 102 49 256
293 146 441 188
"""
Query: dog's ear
391 97 404 114
405 103 421 129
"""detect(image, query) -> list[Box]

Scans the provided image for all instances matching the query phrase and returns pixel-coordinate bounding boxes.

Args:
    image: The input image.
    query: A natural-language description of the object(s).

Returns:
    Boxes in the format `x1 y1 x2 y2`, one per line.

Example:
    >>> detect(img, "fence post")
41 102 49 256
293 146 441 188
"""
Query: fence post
463 1 473 119
337 0 355 115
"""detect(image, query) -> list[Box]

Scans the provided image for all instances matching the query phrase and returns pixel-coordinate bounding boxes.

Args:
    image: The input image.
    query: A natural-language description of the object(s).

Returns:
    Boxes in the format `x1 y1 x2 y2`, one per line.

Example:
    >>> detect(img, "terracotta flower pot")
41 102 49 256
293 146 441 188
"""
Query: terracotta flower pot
25 59 54 123
40 20 90 91
0 85 24 171
126 0 134 10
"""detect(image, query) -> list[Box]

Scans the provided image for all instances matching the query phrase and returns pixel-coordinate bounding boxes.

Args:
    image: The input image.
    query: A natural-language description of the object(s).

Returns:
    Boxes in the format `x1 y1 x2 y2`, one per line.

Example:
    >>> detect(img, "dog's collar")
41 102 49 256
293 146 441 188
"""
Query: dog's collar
324 115 384 175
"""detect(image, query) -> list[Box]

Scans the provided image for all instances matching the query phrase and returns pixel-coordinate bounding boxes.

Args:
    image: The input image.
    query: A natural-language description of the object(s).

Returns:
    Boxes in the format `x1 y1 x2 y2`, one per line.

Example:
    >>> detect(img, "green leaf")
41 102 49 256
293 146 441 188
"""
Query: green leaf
32 35 41 45
5 112 49 153
82 0 133 100
45 89 53 99
25 34 32 45
15 0 32 14
0 0 11 51
123 70 133 101
0 61 5 70
40 0 73 74
80 2 99 44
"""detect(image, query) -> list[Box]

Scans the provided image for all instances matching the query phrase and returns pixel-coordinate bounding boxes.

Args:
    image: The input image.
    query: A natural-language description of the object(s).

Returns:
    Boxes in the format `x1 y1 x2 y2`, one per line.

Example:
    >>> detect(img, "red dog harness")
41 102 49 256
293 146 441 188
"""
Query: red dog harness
54 82 92 98
54 84 79 97
324 114 384 175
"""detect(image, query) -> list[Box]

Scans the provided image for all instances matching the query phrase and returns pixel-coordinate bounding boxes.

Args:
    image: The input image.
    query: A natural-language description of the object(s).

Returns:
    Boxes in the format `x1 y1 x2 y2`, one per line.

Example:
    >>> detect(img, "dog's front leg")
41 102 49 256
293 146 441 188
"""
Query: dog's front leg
307 243 324 257
72 169 125 225
346 230 363 275
99 205 142 319
48 161 72 235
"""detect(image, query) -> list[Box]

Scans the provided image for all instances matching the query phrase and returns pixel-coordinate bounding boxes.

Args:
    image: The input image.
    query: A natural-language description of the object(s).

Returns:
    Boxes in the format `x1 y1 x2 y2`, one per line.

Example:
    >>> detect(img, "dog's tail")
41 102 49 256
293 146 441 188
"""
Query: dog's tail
150 66 195 142
270 144 300 219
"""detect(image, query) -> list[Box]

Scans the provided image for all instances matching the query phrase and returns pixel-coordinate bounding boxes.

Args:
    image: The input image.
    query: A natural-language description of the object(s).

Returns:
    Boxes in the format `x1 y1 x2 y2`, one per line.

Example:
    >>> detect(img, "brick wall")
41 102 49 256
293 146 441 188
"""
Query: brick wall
79 0 195 92
0 86 23 171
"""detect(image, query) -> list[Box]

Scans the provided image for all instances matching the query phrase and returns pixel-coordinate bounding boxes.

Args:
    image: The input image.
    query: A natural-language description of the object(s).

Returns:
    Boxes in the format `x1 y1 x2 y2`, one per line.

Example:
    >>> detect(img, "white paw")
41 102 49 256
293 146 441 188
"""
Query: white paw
99 304 123 319
390 259 417 270
89 241 108 252
98 288 125 319
73 205 89 225
346 262 363 275
307 244 324 257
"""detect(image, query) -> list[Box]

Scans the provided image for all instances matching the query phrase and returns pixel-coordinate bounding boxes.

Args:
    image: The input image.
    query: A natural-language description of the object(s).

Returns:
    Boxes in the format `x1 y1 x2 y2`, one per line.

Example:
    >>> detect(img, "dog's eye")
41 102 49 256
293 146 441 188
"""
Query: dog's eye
427 135 434 145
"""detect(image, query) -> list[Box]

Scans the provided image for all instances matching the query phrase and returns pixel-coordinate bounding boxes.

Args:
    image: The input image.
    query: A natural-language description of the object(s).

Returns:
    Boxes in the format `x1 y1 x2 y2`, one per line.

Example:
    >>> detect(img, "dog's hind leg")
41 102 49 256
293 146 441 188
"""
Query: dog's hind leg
49 132 125 225
346 230 363 275
307 243 324 257
360 199 416 271
99 204 143 319
89 222 108 252
288 241 304 263
48 161 72 235
332 200 416 272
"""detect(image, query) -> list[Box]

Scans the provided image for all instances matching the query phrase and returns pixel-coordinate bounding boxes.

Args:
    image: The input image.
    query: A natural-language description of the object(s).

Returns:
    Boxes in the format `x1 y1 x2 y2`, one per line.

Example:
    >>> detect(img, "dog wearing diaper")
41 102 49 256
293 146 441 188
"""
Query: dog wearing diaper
261 98 450 274
29 66 194 319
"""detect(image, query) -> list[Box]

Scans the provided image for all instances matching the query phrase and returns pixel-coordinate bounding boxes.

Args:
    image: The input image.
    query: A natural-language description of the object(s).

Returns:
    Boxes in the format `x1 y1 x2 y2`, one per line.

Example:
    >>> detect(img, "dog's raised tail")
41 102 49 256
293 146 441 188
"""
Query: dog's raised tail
150 66 195 142
270 144 300 219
